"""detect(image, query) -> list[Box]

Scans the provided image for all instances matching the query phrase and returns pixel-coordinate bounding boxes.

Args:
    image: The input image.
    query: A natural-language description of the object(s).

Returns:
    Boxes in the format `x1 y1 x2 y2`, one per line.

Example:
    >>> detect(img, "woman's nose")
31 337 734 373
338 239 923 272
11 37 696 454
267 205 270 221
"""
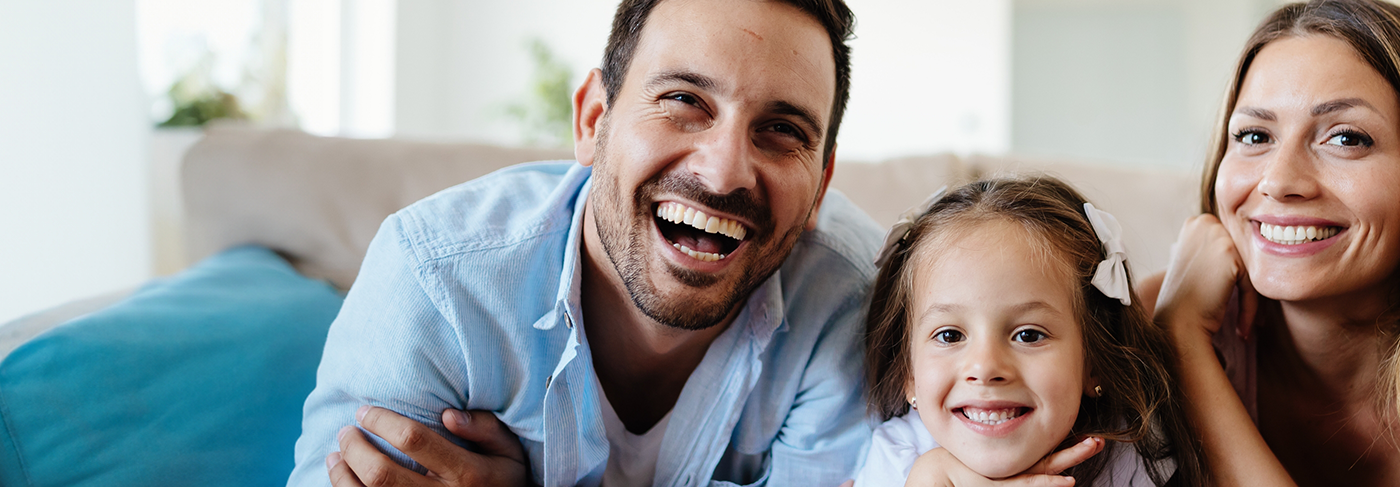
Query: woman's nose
1258 141 1321 201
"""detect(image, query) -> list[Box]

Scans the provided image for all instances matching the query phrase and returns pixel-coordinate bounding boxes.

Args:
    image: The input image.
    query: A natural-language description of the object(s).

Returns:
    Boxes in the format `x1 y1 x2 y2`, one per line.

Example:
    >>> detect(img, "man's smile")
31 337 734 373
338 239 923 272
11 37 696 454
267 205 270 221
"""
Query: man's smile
654 201 750 262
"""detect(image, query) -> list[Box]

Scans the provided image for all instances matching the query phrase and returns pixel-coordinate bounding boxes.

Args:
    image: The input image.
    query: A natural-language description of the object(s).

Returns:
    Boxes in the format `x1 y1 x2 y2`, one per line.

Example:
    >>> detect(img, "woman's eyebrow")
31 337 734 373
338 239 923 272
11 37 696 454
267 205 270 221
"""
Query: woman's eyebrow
1311 97 1377 116
1235 106 1276 121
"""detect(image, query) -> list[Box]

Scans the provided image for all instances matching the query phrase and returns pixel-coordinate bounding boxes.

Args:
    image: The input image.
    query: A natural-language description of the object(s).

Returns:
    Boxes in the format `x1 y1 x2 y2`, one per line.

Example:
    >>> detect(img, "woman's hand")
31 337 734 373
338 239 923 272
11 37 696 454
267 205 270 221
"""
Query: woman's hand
903 437 1103 487
1154 214 1257 345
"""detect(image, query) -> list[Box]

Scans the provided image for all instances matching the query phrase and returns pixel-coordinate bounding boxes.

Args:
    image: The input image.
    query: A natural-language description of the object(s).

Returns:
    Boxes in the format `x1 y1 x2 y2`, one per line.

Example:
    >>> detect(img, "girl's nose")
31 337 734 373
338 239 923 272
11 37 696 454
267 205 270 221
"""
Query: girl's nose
963 340 1014 385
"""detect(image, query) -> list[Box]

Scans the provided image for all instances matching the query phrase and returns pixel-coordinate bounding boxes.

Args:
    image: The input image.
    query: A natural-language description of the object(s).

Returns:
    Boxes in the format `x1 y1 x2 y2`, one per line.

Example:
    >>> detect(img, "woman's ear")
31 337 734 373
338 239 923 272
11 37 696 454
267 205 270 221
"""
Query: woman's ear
573 68 607 167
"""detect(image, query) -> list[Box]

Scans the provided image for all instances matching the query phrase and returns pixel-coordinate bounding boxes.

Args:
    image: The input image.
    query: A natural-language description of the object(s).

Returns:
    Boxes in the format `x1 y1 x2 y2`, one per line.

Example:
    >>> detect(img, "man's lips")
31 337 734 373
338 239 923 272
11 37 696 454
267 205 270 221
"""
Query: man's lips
654 201 749 262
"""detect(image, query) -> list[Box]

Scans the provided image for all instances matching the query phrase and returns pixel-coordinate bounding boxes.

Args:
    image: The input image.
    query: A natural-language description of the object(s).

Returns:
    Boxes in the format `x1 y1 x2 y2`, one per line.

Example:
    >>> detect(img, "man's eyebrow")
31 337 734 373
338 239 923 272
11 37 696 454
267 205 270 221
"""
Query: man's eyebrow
1312 97 1377 116
768 100 824 138
645 70 717 91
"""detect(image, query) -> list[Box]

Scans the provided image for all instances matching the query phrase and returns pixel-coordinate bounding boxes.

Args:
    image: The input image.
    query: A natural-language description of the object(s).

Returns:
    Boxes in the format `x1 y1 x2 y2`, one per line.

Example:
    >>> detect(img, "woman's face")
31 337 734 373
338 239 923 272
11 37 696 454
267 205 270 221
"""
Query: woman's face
1216 35 1400 306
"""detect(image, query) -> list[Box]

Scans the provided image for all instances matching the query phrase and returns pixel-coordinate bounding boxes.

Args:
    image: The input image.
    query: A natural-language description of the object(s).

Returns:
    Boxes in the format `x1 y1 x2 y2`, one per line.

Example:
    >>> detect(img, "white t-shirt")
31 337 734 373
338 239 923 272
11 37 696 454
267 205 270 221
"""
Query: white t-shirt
598 386 672 487
853 410 1172 487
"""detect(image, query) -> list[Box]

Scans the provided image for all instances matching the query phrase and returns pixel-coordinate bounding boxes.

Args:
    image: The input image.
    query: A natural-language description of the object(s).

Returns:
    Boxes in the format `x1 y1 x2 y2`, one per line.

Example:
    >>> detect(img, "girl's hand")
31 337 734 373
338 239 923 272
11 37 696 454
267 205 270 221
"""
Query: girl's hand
903 437 1103 487
1154 214 1257 345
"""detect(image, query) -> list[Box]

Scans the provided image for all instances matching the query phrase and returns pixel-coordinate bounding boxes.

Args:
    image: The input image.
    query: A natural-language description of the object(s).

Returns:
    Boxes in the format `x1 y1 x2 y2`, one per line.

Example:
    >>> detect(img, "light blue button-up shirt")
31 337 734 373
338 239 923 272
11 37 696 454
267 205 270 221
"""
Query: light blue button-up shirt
288 162 882 487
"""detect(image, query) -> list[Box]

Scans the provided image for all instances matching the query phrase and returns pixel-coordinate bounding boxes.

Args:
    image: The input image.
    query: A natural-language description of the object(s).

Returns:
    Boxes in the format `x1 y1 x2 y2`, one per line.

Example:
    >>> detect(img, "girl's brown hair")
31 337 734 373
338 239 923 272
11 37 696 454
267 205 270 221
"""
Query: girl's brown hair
865 176 1205 486
1199 0 1400 427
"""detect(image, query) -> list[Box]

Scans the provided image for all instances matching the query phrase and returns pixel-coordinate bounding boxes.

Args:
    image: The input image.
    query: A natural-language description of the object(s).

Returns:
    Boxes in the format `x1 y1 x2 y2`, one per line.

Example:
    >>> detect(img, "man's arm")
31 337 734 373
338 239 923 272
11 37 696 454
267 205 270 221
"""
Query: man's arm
288 214 474 487
764 296 873 486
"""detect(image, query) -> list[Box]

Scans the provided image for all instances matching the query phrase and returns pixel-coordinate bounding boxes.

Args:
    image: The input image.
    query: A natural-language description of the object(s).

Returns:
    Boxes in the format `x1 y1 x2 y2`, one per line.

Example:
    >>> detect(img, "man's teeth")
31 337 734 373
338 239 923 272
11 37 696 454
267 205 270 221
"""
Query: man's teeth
961 407 1022 425
656 202 747 241
1259 222 1338 245
672 243 724 262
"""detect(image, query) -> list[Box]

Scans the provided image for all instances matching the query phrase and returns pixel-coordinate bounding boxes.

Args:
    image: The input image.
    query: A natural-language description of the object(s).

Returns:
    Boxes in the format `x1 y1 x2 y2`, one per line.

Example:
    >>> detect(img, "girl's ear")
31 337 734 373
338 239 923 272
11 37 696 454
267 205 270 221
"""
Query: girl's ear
1083 367 1102 398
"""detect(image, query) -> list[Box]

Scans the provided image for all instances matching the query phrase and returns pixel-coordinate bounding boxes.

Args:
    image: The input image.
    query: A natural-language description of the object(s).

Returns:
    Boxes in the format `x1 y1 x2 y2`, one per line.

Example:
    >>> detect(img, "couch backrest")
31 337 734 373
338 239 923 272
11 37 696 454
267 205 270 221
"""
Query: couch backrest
181 128 1199 290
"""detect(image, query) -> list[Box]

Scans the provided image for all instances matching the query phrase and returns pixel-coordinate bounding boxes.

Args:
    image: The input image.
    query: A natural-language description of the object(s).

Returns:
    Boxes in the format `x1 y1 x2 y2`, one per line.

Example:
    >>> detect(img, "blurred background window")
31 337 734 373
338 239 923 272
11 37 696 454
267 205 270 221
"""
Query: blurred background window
0 0 1292 324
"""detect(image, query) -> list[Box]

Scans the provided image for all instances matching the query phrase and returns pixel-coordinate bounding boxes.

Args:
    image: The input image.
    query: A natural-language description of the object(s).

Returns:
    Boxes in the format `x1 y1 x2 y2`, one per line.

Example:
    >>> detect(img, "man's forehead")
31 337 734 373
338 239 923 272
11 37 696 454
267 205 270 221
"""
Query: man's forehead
626 0 837 117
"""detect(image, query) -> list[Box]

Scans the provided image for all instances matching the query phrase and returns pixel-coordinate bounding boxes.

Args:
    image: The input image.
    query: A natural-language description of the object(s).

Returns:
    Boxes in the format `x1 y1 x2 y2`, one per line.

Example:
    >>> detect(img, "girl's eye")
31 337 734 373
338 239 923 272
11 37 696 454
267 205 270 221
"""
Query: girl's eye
1233 130 1271 145
1324 130 1373 147
933 329 965 344
1012 329 1047 343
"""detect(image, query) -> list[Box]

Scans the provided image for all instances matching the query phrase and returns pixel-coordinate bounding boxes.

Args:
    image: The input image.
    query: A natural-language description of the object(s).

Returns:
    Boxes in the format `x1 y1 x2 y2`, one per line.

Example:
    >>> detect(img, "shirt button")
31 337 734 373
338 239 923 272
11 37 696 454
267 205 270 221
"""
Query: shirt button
564 313 573 329
545 375 552 389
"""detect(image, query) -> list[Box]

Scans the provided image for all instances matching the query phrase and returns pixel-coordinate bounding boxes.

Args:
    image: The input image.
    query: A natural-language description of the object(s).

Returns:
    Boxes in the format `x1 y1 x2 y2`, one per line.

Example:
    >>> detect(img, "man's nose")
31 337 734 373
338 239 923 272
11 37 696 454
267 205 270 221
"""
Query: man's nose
1258 140 1321 202
963 339 1013 386
687 120 758 195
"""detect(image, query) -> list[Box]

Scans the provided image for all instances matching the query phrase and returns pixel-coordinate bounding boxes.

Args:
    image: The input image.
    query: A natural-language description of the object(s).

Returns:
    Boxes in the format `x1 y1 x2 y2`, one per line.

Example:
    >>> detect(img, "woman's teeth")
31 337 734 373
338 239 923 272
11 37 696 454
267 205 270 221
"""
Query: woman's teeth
657 202 747 241
961 407 1022 425
1259 222 1338 245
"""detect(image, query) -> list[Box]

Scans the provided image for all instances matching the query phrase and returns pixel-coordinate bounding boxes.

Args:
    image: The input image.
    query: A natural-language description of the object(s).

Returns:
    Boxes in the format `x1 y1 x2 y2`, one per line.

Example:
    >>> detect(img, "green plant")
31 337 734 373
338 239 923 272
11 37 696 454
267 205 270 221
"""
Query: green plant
504 38 574 148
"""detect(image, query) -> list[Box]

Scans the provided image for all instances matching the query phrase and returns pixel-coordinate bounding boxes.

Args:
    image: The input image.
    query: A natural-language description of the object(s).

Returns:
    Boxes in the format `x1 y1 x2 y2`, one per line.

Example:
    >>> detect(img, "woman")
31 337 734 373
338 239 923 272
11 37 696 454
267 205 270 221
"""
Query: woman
1147 0 1400 484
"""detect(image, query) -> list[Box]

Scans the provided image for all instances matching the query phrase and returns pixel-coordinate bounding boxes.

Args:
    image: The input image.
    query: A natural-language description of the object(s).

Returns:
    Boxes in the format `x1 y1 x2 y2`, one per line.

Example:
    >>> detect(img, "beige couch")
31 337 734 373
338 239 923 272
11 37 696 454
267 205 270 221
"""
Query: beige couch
1 126 1201 353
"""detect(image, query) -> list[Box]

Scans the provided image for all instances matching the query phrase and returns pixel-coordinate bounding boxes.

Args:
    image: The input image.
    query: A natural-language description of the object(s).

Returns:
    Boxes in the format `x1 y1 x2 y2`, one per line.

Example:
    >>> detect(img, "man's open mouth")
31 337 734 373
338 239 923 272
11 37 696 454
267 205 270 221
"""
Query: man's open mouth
655 201 748 262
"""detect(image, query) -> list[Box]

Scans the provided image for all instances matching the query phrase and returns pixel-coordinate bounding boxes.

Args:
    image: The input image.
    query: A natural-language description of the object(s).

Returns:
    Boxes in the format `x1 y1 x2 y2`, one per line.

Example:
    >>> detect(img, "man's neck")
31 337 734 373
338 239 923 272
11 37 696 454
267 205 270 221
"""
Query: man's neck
578 199 736 434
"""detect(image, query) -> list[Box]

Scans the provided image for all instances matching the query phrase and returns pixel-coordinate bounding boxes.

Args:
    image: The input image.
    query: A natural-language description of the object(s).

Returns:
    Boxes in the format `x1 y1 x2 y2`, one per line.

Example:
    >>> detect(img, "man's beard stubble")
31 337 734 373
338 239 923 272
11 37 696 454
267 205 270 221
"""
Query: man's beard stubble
589 122 811 331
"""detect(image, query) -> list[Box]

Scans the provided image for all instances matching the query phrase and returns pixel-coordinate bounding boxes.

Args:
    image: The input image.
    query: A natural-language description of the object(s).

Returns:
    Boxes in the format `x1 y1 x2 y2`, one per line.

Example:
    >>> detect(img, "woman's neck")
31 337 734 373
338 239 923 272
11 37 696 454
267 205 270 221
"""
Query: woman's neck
1269 294 1389 402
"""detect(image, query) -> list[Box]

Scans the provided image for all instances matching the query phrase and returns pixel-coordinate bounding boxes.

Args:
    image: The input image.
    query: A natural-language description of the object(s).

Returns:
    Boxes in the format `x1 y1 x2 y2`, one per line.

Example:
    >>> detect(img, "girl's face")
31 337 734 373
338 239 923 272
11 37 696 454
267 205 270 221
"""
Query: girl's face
908 219 1088 478
1217 35 1400 306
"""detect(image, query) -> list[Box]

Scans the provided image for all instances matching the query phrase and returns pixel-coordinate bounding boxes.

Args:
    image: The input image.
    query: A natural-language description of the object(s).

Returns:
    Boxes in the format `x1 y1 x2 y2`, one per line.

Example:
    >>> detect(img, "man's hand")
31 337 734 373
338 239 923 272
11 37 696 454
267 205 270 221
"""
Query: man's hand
903 437 1104 487
326 406 530 487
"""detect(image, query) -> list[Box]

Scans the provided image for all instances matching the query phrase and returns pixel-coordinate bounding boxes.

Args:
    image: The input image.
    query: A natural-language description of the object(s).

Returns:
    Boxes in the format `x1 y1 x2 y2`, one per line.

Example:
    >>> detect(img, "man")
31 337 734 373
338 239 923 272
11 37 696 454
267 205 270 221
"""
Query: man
287 0 879 485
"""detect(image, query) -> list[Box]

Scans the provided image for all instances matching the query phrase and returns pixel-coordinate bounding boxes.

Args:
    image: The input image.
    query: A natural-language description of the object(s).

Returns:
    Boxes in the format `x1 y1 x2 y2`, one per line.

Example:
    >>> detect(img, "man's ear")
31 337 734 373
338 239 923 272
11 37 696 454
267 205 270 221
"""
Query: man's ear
804 146 838 231
573 68 607 167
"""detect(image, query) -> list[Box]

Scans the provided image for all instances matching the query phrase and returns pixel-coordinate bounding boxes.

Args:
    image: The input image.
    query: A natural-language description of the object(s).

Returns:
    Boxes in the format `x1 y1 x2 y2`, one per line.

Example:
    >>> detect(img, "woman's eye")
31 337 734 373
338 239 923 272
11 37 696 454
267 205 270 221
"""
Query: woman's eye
933 329 965 344
1012 329 1047 343
1325 131 1373 147
1234 130 1271 145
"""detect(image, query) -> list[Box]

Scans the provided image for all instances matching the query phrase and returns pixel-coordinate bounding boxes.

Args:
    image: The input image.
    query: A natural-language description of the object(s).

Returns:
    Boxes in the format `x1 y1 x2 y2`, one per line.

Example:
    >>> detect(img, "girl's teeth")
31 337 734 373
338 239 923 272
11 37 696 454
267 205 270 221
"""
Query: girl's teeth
962 408 1020 425
1259 222 1338 245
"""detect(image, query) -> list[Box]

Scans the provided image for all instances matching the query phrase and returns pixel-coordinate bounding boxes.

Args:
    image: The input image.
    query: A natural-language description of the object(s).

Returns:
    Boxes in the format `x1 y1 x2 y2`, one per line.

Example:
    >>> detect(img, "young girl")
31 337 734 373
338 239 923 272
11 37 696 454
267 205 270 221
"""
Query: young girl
857 176 1204 486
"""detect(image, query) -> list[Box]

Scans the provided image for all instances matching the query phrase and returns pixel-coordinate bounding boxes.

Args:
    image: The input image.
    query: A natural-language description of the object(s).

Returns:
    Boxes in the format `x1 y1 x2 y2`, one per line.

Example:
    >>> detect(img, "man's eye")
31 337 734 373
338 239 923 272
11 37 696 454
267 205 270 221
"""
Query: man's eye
768 122 801 137
1012 329 1047 343
665 93 699 105
933 329 965 344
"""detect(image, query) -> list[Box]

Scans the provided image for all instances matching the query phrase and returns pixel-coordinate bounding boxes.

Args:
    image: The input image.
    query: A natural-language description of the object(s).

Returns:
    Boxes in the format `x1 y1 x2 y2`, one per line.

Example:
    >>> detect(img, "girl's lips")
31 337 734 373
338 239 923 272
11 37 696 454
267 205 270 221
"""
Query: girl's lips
952 406 1033 438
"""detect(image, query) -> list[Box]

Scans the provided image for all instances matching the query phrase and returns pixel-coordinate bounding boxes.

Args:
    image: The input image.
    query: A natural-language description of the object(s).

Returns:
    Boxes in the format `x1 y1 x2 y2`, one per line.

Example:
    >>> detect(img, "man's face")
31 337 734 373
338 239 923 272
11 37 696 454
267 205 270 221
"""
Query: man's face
581 0 837 330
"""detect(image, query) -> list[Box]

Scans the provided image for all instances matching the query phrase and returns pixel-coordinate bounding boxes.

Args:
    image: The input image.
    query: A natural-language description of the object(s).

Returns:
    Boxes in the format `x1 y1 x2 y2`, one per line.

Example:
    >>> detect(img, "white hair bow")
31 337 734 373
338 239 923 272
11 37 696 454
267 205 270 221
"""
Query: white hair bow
1083 202 1131 306
874 186 947 268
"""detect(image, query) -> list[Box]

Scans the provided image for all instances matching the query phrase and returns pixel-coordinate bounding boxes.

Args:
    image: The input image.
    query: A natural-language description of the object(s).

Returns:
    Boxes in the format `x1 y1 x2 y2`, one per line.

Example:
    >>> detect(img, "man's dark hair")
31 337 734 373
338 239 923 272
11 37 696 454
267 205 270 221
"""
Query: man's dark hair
600 0 855 164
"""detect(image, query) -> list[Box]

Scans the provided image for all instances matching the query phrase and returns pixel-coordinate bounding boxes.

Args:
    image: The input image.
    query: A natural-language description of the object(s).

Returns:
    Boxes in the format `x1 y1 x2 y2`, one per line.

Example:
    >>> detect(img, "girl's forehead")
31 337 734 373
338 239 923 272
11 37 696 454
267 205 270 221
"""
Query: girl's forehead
908 218 1081 318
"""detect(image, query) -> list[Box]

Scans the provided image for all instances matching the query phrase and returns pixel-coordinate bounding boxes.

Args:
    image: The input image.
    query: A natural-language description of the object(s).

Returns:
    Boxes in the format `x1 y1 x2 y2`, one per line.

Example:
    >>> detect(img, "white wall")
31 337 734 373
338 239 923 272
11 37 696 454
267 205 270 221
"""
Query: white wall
1010 0 1289 169
0 1 152 323
392 0 1013 160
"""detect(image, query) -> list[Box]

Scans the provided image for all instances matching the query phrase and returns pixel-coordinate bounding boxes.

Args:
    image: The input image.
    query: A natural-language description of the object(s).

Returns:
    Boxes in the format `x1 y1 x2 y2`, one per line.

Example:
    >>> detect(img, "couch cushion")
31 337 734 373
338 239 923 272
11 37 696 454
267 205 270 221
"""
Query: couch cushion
182 127 574 290
830 155 972 228
0 246 344 487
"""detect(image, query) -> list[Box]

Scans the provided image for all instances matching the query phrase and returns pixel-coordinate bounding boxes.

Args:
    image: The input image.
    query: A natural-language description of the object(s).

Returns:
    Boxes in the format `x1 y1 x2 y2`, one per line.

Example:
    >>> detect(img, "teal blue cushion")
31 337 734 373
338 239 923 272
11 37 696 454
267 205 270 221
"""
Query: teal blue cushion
0 246 344 486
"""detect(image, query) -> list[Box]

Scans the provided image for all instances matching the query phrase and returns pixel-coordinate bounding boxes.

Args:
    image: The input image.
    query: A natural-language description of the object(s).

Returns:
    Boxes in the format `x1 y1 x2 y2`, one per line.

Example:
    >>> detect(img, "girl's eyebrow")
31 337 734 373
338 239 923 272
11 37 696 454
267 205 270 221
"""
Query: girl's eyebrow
917 301 1056 320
